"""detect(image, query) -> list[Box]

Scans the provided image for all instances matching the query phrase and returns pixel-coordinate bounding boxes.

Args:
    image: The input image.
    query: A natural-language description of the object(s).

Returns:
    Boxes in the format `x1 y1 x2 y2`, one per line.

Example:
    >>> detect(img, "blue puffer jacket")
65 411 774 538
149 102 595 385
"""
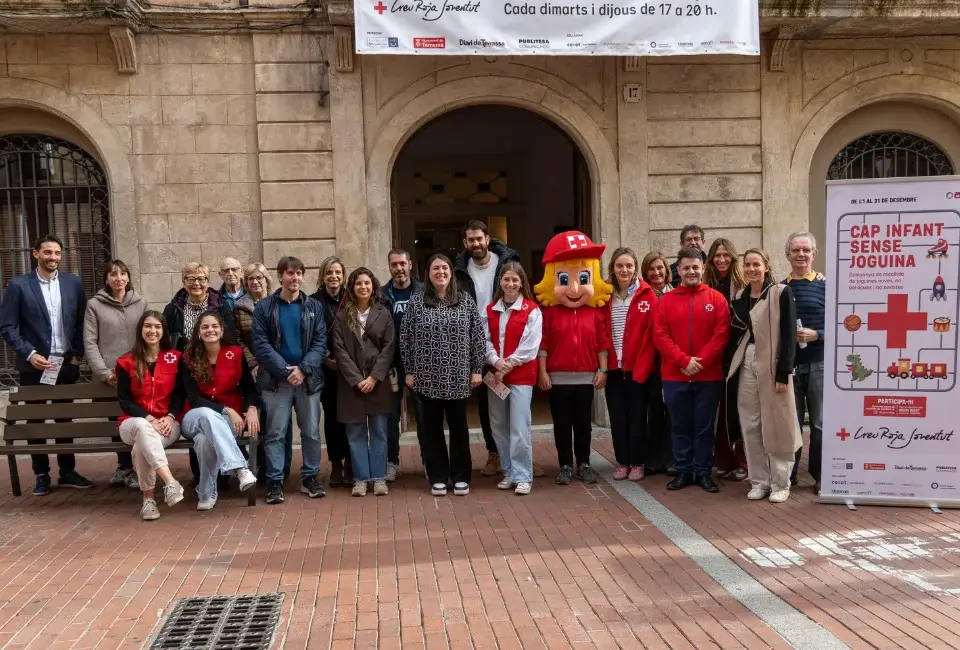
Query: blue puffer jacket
251 290 326 395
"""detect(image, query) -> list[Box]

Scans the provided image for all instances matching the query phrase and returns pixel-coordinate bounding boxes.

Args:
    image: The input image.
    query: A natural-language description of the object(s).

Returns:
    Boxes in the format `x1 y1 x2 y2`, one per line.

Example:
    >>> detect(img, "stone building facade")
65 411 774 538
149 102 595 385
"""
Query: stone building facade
0 1 957 308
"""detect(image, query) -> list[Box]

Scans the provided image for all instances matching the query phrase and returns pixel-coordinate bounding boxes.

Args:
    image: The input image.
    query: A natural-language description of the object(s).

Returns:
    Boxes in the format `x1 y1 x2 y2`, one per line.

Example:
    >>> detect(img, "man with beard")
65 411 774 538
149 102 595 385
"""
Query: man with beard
453 220 532 477
670 225 708 287
0 234 94 495
381 248 424 481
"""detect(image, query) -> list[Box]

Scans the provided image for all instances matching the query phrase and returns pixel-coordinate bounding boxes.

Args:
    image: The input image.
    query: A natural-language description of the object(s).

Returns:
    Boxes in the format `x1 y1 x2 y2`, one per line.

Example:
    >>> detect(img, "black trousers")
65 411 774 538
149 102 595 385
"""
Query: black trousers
389 383 424 464
21 362 81 477
474 383 498 454
322 370 348 464
419 394 471 485
604 370 648 467
644 371 673 470
549 384 594 468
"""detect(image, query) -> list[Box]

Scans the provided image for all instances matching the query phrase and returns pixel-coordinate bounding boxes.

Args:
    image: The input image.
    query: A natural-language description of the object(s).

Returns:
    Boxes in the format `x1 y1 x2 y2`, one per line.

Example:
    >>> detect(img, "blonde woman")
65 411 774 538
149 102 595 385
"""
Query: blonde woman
640 251 673 476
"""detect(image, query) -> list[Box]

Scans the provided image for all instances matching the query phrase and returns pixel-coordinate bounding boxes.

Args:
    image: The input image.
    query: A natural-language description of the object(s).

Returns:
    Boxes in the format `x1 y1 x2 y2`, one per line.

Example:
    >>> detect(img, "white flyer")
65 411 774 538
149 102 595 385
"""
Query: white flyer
39 355 64 386
483 371 512 400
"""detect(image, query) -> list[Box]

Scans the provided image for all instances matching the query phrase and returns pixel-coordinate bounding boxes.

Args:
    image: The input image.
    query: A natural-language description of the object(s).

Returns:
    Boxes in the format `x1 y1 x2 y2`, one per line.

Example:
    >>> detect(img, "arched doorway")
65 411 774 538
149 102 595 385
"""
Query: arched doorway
391 105 592 280
0 133 111 383
808 102 960 268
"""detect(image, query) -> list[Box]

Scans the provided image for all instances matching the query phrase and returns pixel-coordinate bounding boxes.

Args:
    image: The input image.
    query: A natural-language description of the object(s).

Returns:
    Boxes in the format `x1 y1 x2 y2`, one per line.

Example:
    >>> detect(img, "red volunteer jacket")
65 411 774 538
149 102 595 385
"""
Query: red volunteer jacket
486 298 540 386
653 283 730 382
617 280 660 383
186 345 246 415
539 305 610 374
115 350 181 423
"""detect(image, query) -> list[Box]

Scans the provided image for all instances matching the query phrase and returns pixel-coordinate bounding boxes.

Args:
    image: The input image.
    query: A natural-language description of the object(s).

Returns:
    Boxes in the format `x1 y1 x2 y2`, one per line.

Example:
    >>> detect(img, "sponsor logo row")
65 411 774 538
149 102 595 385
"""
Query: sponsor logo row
363 36 752 51
830 461 957 472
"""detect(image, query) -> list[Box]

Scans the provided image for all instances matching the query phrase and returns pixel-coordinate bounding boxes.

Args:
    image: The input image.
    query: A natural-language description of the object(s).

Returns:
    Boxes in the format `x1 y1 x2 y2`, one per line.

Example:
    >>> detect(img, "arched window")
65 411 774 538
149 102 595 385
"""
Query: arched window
0 134 111 383
827 131 954 180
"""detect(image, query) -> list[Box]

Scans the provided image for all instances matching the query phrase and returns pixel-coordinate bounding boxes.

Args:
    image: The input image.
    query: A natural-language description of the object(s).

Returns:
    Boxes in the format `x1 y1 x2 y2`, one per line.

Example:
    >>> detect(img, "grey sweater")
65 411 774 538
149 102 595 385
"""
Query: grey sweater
83 288 148 382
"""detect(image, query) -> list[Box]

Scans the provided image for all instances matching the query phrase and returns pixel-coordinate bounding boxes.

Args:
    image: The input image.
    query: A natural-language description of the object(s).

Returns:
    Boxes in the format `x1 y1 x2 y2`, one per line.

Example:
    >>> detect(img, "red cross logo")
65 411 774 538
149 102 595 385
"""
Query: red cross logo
163 352 177 364
566 234 588 249
373 1 387 13
705 304 714 312
225 350 235 360
637 301 650 313
836 427 851 441
867 294 927 349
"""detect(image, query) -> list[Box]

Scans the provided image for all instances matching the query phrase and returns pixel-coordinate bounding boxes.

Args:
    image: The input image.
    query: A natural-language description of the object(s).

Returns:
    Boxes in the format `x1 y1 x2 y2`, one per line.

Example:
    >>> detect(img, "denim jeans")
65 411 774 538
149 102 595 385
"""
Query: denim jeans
792 361 824 482
261 383 322 483
662 380 723 476
389 383 424 465
346 414 389 482
488 384 534 483
181 407 248 500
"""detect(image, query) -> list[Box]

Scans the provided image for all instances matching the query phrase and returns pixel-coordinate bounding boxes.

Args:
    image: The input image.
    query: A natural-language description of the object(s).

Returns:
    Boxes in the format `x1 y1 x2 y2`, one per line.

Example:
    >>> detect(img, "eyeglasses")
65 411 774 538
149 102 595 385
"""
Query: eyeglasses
184 276 208 285
221 267 241 274
247 276 265 283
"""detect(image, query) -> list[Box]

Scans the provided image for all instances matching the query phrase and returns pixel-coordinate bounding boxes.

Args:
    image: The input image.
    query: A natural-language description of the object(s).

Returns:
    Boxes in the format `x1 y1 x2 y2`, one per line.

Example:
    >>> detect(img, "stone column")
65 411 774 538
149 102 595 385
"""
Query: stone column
617 56 650 254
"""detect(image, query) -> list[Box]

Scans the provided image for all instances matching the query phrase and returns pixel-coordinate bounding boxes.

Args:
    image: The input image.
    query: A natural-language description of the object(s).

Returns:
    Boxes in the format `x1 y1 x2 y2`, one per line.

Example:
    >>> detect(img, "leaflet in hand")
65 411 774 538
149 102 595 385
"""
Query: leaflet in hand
483 371 511 400
39 355 64 385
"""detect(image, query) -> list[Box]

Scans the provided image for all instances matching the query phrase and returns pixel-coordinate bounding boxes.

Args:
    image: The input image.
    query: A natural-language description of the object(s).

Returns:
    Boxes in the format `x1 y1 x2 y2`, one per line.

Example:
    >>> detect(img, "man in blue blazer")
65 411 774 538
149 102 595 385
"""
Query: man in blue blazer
0 234 94 495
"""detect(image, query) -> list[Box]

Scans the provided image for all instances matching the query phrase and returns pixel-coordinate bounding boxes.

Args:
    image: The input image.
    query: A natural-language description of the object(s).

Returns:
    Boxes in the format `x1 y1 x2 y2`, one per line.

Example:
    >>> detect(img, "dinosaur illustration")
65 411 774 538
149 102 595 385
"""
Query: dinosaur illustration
846 354 874 382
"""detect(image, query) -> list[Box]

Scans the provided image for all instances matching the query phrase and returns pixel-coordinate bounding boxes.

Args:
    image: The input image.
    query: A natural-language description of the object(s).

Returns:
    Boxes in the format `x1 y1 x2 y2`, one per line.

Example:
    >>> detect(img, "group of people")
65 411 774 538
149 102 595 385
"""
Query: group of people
0 220 825 520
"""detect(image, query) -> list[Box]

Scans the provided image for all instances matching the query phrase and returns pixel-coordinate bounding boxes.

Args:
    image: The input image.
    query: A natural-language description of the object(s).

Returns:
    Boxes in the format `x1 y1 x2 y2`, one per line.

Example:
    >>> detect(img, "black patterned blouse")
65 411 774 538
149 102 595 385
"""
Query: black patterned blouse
399 290 485 400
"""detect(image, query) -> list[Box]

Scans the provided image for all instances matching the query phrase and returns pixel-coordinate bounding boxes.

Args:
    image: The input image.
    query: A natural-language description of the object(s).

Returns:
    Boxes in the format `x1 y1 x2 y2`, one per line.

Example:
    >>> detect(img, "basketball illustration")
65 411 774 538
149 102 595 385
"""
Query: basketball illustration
843 314 862 332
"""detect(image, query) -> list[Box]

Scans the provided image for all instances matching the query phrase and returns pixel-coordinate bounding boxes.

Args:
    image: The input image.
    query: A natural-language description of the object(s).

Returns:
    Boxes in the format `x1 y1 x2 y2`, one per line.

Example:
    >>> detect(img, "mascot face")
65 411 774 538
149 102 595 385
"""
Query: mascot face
553 260 596 308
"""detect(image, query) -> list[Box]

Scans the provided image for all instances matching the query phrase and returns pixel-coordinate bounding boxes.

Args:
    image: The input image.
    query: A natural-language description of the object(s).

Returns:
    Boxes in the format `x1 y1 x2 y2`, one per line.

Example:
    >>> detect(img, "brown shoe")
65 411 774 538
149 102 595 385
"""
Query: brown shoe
329 461 343 488
480 452 501 476
532 462 545 478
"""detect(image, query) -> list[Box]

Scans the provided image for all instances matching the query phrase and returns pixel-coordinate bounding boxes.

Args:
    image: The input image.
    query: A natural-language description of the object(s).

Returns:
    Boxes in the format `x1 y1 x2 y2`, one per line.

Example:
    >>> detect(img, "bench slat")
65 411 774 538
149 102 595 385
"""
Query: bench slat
6 402 123 421
0 439 254 454
8 383 117 402
3 421 121 440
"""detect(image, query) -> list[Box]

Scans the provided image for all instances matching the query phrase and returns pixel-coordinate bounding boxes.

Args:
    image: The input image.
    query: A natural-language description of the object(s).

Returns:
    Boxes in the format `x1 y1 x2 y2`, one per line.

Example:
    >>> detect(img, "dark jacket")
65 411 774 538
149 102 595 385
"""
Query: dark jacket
379 278 423 373
331 303 396 422
251 289 326 394
162 288 235 352
454 238 520 302
0 270 86 371
310 288 344 400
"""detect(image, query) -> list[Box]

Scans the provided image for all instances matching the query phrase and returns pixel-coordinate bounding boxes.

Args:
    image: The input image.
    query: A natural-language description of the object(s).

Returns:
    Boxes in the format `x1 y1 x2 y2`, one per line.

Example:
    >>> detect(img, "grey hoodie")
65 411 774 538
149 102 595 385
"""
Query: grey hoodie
83 288 148 382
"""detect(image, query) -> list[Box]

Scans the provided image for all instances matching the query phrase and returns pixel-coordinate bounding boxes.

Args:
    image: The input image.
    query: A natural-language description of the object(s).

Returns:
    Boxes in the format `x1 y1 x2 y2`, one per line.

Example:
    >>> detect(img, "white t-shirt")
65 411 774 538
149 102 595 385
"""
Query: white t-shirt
468 252 499 315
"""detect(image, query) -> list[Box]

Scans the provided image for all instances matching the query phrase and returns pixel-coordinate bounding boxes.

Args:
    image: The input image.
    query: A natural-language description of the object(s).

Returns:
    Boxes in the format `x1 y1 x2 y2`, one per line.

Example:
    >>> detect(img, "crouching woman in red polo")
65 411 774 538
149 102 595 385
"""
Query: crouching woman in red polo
116 311 187 521
180 310 259 511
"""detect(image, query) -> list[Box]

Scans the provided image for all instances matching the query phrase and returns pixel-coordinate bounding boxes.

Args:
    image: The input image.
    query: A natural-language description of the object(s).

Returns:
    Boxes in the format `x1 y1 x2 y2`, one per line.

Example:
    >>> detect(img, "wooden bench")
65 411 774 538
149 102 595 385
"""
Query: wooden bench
0 382 258 505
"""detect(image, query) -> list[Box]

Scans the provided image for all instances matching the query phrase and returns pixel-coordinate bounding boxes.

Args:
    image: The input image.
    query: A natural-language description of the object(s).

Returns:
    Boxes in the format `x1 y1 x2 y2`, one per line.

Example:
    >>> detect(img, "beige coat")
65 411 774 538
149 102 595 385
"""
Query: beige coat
83 288 148 383
726 283 802 456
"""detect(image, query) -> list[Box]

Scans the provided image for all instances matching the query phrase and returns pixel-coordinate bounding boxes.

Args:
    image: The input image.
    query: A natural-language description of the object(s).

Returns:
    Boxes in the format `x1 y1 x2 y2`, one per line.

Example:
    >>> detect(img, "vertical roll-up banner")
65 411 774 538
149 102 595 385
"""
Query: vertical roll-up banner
822 177 960 509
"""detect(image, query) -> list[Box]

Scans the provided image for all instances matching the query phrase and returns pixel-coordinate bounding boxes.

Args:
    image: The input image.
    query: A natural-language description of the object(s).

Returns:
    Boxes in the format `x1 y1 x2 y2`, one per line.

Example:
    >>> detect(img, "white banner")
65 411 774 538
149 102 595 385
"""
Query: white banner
355 0 759 56
822 177 960 509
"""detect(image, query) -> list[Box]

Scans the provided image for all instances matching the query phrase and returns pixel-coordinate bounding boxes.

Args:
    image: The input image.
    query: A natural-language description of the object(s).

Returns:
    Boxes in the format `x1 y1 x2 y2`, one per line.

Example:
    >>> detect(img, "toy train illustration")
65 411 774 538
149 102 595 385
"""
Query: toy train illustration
886 358 949 380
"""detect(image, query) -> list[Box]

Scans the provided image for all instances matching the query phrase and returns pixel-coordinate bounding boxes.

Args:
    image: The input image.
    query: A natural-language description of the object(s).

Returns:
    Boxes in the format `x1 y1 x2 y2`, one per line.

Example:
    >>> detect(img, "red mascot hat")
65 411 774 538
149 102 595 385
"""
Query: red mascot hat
542 231 606 264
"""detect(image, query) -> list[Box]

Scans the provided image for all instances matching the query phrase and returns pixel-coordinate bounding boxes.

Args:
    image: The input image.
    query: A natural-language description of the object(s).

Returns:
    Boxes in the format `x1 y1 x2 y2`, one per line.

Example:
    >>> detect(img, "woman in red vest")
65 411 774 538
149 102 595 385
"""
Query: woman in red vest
484 261 542 495
117 310 186 521
180 310 259 511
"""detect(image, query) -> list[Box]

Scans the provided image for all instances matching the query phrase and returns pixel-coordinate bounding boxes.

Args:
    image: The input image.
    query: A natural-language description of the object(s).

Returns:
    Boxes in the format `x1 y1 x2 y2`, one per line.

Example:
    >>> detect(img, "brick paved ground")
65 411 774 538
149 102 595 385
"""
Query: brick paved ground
0 436 955 649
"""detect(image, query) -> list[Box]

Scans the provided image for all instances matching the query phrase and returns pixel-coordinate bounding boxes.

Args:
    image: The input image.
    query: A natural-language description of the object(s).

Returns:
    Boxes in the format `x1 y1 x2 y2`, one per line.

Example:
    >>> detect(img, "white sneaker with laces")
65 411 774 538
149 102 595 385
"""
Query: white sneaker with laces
386 462 399 482
141 498 160 521
747 487 770 500
197 495 218 511
236 468 257 492
453 482 469 496
164 481 185 507
497 477 513 490
431 483 447 496
124 471 140 490
109 468 127 486
768 488 790 503
514 482 531 495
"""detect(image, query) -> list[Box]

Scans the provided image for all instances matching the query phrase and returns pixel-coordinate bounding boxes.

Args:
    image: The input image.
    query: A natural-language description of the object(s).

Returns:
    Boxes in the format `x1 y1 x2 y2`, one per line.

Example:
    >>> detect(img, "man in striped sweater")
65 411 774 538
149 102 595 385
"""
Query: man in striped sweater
785 232 826 494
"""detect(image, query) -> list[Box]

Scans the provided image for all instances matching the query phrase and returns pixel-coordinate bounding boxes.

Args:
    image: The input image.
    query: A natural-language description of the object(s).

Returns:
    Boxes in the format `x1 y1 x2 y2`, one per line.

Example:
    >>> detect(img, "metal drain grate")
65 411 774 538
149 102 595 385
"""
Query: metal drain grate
149 593 284 650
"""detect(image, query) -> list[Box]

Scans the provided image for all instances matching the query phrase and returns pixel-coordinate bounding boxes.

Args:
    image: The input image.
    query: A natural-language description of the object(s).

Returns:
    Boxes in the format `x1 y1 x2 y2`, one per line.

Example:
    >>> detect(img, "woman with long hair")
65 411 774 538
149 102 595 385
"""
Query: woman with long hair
725 248 801 503
332 268 396 497
484 261 541 495
180 310 259 510
116 311 186 521
704 238 749 481
640 251 673 475
401 254 485 497
84 259 148 489
312 256 350 487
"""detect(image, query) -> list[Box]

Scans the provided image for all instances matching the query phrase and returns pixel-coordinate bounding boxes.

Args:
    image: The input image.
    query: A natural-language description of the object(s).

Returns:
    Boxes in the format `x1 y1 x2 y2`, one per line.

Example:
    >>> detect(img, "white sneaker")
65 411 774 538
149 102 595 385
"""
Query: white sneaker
497 477 513 490
236 468 257 492
747 487 770 500
197 495 218 511
431 483 447 496
386 462 399 482
769 488 790 503
163 481 185 507
453 482 469 496
140 498 160 521
515 482 531 495
124 471 140 490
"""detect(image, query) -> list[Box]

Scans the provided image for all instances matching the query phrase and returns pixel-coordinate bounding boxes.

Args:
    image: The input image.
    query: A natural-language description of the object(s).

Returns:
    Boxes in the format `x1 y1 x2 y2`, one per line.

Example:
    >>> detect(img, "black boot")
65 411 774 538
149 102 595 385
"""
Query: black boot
666 473 694 490
695 474 720 493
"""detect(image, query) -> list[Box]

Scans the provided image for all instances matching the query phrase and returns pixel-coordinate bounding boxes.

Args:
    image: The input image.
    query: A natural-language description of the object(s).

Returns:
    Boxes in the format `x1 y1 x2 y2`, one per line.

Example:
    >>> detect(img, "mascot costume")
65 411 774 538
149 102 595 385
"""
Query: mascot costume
534 231 613 486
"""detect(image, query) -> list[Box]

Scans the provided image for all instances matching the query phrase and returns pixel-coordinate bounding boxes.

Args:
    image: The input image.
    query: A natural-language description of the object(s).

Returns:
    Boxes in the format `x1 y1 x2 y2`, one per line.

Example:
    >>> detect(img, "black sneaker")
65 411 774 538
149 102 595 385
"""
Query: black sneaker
666 473 694 490
266 483 284 505
556 466 573 485
576 463 599 484
665 463 678 477
58 470 93 489
301 476 326 499
695 474 720 493
33 474 51 496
